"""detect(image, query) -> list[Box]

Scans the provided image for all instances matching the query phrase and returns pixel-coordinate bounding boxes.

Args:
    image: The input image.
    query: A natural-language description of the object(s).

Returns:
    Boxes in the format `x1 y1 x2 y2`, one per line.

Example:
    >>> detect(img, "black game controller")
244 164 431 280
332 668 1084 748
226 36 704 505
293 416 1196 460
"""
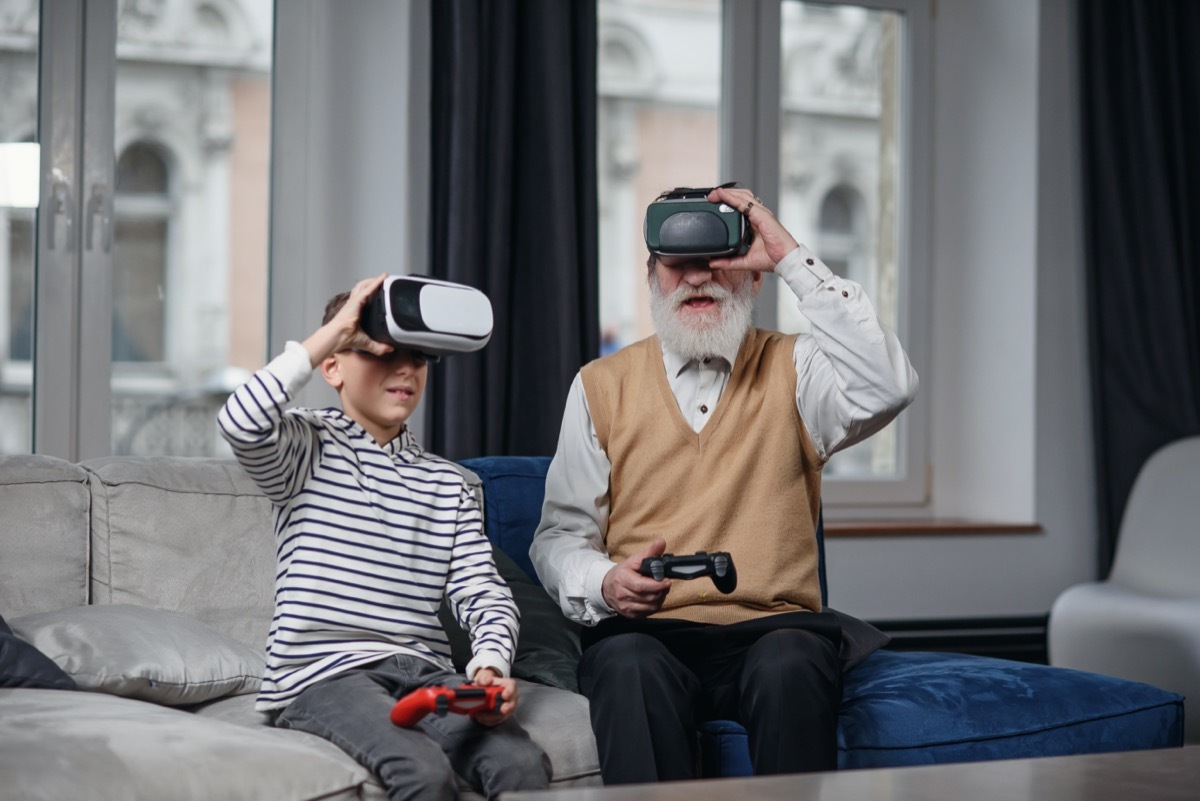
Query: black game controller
638 550 737 594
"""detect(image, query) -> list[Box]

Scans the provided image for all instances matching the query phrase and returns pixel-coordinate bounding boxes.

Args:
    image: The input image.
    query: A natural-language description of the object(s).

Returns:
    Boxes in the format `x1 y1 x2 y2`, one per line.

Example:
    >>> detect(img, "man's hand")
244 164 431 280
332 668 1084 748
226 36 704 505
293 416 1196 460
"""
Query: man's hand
705 185 800 272
601 538 671 618
470 668 518 727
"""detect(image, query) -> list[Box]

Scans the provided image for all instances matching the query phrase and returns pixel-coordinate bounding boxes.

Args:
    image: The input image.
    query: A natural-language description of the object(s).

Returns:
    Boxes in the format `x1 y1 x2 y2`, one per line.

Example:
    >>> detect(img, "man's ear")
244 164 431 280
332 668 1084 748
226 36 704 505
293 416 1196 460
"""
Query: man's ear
319 354 344 390
750 270 765 296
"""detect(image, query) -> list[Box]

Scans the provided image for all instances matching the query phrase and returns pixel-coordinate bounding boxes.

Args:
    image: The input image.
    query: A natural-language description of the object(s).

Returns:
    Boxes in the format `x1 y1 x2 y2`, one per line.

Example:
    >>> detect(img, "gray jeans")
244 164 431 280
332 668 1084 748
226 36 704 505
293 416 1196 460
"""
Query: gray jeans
275 655 551 801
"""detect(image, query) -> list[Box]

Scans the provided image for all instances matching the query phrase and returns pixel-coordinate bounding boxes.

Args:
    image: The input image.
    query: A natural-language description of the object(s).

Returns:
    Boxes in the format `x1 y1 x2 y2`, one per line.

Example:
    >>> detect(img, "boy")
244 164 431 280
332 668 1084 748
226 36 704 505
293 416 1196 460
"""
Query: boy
218 274 551 801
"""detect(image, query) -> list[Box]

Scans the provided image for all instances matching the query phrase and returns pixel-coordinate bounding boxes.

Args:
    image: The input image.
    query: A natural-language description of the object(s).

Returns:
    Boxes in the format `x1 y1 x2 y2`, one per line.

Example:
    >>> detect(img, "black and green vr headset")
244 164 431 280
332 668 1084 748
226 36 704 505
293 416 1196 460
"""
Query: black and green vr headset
643 183 753 258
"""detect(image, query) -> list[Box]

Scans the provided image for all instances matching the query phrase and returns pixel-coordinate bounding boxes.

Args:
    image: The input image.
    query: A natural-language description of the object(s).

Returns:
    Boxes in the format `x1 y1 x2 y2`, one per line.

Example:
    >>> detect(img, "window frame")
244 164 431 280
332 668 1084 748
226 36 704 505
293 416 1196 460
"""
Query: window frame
722 0 932 513
34 0 118 461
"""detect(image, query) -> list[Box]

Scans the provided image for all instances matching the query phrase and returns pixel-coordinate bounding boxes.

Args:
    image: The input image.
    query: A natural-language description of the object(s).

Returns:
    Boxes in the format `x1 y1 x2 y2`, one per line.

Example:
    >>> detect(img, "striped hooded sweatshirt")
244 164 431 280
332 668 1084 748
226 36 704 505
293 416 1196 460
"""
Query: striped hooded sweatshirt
217 341 517 711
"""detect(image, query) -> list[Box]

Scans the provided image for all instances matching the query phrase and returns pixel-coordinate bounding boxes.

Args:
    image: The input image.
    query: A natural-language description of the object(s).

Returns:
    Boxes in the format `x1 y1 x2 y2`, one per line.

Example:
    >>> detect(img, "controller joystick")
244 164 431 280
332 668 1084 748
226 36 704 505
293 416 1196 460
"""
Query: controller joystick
638 550 737 594
390 684 503 728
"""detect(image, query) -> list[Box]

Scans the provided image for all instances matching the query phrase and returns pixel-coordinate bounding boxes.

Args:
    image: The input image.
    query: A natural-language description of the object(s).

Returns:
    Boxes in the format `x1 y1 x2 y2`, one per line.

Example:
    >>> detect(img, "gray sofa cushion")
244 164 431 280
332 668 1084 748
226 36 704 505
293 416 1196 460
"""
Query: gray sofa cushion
515 682 601 784
84 457 276 651
11 605 264 705
0 455 90 618
0 688 370 801
194 680 602 790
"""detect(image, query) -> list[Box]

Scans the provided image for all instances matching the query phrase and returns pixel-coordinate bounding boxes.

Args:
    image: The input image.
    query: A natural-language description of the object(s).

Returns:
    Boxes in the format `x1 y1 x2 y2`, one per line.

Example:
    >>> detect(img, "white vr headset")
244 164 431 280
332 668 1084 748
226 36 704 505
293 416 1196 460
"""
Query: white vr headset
360 275 493 360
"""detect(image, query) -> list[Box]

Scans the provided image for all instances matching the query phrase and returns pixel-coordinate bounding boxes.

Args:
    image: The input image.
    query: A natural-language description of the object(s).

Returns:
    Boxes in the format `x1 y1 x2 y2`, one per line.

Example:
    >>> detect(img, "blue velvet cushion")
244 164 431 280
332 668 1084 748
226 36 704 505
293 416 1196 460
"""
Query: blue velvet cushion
702 649 1185 775
837 649 1184 767
458 456 552 585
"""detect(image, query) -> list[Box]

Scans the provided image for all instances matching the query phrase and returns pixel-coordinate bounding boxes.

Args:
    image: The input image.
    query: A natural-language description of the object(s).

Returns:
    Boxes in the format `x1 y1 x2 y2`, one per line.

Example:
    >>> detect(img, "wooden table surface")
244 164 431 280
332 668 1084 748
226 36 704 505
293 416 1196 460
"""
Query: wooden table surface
503 747 1200 801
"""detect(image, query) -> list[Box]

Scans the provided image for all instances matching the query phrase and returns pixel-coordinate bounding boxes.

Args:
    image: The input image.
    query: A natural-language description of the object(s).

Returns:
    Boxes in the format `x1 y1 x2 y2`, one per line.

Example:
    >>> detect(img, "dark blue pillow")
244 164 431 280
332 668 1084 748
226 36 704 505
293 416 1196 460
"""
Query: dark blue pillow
0 613 77 691
438 546 582 693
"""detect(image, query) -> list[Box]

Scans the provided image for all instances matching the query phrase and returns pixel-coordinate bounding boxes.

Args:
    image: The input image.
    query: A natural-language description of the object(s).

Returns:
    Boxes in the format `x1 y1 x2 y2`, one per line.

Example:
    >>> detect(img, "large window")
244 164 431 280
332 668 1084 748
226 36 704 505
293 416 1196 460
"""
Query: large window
598 0 930 511
110 3 272 457
596 0 723 356
777 1 904 483
3 0 427 458
0 0 272 459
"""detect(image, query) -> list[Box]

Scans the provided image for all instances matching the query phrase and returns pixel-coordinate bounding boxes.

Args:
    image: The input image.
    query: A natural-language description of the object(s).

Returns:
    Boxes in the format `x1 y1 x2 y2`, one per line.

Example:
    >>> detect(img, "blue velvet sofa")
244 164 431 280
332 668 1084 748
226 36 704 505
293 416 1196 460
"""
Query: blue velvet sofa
459 455 1186 775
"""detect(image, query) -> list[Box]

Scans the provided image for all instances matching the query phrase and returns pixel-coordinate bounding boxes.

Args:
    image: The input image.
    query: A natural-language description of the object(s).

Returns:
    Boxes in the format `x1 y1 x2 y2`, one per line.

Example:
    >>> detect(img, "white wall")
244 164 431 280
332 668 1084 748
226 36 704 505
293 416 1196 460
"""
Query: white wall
825 0 1096 620
269 0 430 435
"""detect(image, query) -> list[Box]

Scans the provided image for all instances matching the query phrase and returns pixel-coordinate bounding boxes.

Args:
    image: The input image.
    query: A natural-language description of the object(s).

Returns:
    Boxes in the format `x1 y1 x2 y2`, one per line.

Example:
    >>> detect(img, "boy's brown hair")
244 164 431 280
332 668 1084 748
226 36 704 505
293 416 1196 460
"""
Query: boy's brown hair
323 292 350 326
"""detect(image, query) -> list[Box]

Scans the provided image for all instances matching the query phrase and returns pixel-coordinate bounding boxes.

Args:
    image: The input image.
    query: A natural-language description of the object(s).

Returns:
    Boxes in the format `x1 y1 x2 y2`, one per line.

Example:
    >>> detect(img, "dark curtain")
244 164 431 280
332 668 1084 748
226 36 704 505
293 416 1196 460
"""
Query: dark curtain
1079 0 1200 575
427 1 599 460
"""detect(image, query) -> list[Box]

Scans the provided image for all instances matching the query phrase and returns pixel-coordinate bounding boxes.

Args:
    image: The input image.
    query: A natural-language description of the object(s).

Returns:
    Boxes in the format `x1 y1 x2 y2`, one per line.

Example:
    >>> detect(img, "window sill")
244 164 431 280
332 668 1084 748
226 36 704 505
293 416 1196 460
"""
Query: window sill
825 519 1043 537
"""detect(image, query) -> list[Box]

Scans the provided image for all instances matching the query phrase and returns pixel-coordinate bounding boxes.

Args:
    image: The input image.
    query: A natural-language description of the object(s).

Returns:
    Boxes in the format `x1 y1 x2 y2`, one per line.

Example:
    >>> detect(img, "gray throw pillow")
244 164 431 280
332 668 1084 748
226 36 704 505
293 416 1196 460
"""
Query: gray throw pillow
440 547 582 692
10 604 264 706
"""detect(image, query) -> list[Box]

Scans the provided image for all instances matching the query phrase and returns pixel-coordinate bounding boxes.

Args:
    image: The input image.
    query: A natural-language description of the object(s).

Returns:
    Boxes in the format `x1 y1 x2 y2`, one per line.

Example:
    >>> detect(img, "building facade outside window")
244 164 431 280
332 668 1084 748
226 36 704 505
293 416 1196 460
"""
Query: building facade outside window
113 141 169 364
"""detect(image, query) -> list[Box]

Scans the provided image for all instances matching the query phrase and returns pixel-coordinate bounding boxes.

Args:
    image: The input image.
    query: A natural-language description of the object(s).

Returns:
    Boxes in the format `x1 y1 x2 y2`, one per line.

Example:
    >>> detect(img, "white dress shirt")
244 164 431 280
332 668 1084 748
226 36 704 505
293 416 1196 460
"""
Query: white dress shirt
530 245 918 625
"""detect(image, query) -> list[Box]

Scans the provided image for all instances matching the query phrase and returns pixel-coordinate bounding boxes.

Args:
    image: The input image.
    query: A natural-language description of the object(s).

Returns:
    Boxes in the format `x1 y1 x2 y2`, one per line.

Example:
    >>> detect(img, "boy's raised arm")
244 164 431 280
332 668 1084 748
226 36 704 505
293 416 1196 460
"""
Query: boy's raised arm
217 274 391 504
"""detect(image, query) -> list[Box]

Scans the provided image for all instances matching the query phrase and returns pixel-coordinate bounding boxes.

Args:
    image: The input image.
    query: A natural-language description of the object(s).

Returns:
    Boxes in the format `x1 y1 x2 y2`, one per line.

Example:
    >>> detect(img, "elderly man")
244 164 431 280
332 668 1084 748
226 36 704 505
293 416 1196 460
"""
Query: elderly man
530 184 918 783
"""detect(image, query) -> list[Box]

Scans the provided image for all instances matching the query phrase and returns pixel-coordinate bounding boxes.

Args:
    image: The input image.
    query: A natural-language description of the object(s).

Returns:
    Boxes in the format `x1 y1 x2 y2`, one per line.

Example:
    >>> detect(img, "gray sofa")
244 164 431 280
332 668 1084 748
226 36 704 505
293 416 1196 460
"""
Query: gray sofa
3 452 1185 799
0 454 601 801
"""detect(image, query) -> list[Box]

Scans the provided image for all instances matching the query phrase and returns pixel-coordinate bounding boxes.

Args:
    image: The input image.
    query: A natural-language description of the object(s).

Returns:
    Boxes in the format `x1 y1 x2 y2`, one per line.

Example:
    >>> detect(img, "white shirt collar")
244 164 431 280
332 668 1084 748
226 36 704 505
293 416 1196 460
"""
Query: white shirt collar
659 337 740 378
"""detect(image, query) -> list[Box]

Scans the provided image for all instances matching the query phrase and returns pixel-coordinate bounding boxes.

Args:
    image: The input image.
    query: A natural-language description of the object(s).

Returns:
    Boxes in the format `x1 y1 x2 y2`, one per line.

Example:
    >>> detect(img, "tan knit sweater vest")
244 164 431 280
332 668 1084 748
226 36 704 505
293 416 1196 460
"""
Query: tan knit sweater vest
580 329 824 624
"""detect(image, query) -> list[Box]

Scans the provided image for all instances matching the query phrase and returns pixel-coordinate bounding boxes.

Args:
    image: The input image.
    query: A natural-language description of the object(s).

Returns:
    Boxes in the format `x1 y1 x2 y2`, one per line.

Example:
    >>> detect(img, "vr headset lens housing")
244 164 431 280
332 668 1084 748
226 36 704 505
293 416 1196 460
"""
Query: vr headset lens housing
643 186 753 258
361 276 493 361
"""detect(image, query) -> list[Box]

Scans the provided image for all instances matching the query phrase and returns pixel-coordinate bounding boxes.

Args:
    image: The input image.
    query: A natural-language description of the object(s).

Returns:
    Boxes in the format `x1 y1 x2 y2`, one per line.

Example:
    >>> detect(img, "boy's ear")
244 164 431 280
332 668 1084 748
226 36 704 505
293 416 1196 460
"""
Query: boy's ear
319 354 344 390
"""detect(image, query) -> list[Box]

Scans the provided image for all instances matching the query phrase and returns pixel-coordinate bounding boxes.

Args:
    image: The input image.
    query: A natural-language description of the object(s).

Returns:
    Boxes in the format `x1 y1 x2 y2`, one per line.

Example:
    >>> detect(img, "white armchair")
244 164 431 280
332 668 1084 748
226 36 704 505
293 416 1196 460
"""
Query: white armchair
1049 435 1200 743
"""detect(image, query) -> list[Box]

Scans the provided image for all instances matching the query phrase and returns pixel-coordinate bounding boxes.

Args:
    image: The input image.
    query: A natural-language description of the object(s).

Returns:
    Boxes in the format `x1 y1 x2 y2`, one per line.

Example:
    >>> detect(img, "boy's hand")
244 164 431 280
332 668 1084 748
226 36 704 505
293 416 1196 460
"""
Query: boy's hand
302 273 392 367
469 668 518 727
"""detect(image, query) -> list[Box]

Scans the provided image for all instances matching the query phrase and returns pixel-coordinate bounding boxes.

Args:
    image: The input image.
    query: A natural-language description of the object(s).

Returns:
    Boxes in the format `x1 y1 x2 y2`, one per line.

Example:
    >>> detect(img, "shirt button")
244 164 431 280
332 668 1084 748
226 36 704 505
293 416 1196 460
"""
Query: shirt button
806 258 814 265
700 405 709 414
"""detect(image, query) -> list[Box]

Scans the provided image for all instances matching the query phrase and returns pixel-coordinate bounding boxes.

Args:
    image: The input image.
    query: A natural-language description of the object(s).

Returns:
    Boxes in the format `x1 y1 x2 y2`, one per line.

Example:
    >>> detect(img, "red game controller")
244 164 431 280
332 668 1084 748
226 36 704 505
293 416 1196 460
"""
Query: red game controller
389 684 504 727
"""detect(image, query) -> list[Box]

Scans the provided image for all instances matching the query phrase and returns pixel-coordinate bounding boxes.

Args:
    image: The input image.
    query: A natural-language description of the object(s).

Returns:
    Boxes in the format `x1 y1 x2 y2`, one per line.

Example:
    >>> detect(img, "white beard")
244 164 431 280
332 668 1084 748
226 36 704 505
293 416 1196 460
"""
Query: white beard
649 275 756 362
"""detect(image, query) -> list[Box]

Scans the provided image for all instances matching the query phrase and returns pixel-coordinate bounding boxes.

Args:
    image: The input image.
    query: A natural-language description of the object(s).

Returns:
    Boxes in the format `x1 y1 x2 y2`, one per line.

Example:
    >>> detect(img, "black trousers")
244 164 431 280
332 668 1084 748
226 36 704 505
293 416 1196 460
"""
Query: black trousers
578 612 843 785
